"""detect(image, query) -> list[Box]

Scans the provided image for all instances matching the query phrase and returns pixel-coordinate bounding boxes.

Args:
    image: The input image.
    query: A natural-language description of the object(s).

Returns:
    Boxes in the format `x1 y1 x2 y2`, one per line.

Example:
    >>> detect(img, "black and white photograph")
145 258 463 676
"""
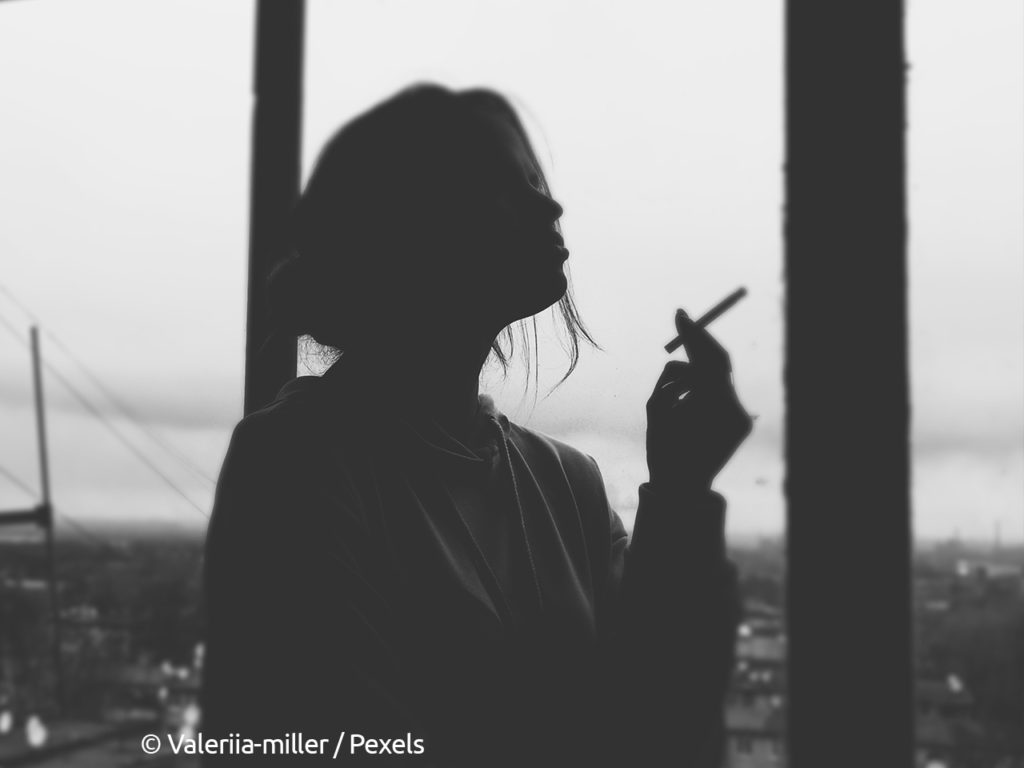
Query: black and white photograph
1 1 1022 766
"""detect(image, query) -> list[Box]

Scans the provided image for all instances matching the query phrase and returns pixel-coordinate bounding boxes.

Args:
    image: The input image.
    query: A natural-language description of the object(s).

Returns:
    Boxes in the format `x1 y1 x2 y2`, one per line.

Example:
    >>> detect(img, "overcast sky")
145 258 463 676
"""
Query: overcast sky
1 0 1021 543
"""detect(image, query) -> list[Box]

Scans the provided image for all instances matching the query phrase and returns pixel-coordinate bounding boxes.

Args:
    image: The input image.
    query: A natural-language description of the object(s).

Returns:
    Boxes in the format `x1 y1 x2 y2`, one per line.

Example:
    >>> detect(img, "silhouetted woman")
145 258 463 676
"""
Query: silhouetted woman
201 84 751 767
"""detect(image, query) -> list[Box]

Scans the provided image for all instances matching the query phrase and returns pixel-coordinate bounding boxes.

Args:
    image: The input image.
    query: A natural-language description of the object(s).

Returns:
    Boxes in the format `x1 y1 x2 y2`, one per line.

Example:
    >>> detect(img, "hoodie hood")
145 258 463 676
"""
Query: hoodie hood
274 360 512 478
396 393 510 474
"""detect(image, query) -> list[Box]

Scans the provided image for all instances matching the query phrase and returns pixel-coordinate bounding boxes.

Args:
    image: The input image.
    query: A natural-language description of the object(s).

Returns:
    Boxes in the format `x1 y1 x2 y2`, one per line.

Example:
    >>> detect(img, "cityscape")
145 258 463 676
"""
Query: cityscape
0 527 1020 767
2 0 1021 764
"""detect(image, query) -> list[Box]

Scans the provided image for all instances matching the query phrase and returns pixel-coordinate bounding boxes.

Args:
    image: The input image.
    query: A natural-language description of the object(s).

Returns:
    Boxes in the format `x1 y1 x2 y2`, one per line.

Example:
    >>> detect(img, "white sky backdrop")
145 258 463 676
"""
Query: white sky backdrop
0 0 1021 543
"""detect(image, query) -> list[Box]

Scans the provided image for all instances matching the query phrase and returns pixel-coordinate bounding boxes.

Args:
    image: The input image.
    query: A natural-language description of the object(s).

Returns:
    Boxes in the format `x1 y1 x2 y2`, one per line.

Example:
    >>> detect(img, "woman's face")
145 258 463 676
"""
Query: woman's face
452 111 570 327
321 105 570 347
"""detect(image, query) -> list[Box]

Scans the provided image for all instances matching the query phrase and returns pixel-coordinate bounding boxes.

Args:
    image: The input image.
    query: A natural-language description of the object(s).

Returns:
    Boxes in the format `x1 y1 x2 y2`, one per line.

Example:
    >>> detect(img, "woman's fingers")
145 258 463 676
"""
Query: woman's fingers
649 354 741 417
653 359 691 388
647 313 753 492
648 361 693 412
674 310 732 375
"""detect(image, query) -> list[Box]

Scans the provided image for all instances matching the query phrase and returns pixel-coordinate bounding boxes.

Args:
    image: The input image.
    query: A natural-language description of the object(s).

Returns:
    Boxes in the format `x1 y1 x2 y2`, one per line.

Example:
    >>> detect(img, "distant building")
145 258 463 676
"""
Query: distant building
725 706 785 768
725 607 787 767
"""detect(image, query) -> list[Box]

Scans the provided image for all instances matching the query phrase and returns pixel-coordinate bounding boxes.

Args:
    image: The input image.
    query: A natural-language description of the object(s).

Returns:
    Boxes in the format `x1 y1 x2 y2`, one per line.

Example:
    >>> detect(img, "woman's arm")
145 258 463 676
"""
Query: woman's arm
606 485 740 767
590 470 740 768
600 311 750 766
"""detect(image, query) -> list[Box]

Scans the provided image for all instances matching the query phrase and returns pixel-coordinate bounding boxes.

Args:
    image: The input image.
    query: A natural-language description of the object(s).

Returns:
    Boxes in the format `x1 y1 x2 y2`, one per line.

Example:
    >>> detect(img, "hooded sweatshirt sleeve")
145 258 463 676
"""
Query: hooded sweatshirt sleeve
595 464 741 767
201 413 425 766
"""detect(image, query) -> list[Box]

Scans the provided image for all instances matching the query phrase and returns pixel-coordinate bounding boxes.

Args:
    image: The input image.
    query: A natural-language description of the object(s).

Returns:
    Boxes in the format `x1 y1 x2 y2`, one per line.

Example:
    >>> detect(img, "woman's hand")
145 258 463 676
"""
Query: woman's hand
646 309 753 497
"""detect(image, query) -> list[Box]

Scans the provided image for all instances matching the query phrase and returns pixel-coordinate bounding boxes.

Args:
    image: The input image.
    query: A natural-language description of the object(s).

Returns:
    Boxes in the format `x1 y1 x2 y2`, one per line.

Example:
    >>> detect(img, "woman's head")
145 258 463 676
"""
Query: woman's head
270 83 594 381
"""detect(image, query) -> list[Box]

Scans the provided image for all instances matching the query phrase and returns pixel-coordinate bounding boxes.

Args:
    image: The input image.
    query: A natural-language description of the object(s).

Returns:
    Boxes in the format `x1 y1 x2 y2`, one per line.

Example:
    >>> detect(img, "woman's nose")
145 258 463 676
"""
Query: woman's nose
533 188 563 224
548 196 564 223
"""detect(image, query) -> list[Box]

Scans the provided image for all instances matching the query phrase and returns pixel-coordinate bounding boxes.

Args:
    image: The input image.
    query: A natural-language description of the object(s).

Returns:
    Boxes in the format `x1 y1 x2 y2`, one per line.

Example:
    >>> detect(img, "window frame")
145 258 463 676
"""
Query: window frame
243 2 915 765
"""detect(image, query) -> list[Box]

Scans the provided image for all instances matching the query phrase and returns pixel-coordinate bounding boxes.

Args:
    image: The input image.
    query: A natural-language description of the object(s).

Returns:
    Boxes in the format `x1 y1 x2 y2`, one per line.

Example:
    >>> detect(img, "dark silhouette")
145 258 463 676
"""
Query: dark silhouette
201 83 751 767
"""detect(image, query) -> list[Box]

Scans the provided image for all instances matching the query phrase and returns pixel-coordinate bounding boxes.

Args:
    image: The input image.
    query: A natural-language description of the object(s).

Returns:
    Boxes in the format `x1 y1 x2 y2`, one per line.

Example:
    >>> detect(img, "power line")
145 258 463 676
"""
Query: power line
0 462 36 498
0 308 29 347
41 330 216 487
0 311 210 520
0 283 37 321
0 285 216 487
43 363 210 519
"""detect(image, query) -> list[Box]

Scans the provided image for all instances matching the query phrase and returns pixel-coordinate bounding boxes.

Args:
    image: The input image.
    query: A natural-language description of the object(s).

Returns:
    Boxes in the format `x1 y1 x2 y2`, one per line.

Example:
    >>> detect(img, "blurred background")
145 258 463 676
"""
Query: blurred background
0 0 1021 765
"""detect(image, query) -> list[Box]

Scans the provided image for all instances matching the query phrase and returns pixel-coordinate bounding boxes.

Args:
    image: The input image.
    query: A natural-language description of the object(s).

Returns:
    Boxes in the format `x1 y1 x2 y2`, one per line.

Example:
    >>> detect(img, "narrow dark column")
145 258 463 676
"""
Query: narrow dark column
785 1 913 766
32 327 64 714
244 0 305 415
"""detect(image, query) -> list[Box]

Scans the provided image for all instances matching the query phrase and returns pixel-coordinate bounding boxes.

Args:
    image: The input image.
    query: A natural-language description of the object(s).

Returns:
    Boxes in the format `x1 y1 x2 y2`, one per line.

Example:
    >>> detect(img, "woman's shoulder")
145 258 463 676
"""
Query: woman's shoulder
219 376 347 483
211 378 358 536
230 374 340 441
507 422 604 486
506 422 621 549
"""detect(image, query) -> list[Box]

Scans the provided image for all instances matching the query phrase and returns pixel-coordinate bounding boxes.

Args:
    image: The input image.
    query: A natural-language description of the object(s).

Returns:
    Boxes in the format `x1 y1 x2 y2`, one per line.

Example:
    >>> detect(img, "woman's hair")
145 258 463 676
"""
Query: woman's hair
268 82 596 389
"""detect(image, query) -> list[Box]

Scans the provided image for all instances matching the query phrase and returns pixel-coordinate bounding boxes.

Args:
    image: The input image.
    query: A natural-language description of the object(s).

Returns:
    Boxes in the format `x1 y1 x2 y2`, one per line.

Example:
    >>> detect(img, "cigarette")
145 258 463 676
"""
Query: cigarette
664 287 748 353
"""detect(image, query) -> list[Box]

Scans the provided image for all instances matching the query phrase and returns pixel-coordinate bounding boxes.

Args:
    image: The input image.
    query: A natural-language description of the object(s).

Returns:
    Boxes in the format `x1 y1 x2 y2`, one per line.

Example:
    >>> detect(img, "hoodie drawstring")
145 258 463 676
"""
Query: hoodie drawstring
494 425 545 616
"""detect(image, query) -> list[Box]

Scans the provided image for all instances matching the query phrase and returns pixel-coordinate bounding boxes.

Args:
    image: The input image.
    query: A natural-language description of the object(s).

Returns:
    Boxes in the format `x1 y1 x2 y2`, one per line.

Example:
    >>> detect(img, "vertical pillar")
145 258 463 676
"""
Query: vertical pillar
30 326 64 713
244 0 305 415
785 1 913 765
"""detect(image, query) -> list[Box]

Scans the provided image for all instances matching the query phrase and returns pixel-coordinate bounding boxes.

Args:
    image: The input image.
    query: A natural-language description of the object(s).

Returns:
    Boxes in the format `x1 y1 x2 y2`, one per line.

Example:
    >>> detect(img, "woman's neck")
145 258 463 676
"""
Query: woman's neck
336 332 495 441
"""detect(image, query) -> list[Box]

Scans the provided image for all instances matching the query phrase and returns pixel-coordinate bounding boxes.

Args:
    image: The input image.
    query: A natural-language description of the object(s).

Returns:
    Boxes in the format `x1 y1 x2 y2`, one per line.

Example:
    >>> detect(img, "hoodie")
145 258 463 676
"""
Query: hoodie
201 359 740 767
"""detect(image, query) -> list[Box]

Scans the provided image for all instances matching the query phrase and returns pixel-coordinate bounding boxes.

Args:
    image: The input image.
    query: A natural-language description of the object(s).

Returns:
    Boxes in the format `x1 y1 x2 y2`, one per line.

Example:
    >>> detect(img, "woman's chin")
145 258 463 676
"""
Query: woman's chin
516 272 569 318
550 270 569 303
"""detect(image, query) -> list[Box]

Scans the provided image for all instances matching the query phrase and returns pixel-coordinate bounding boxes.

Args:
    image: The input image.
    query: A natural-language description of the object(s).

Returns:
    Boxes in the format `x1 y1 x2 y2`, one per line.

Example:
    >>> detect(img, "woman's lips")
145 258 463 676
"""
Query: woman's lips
522 232 567 260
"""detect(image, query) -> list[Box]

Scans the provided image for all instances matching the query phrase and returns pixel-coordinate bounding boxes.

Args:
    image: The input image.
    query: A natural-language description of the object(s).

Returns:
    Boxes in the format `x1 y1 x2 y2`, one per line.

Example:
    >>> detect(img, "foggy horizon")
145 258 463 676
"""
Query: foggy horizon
1 0 1022 543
